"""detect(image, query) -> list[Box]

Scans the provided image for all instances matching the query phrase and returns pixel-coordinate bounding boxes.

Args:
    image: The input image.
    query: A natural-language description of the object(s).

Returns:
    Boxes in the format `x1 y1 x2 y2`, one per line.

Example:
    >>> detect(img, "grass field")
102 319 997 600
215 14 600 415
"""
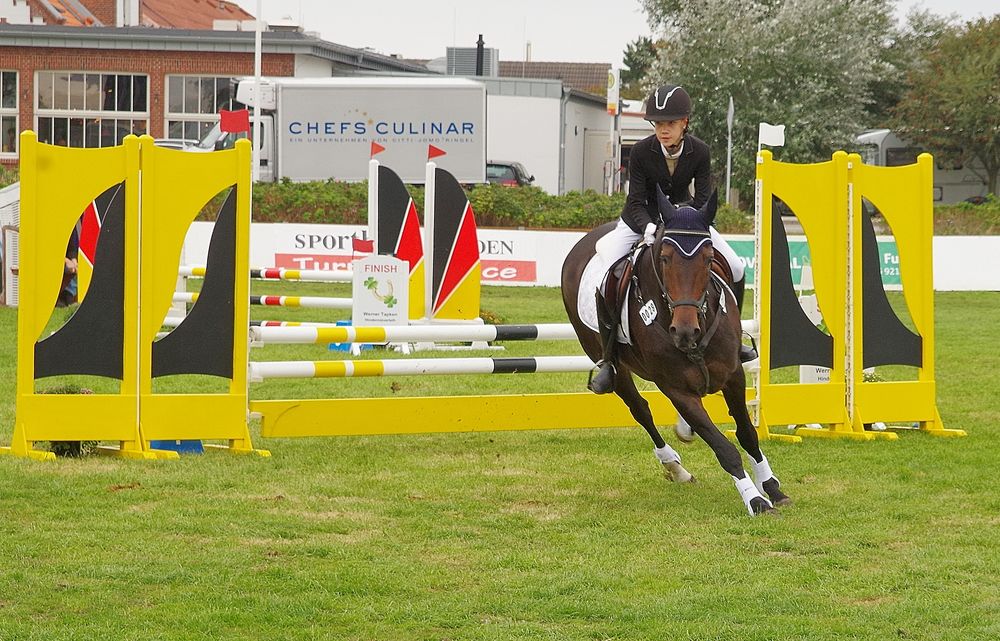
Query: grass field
1 285 998 641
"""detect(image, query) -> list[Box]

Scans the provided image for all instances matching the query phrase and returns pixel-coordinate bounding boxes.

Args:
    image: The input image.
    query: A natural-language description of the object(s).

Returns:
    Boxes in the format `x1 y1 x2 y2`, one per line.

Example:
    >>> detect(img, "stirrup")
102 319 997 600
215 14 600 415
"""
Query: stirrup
739 332 759 363
588 361 617 394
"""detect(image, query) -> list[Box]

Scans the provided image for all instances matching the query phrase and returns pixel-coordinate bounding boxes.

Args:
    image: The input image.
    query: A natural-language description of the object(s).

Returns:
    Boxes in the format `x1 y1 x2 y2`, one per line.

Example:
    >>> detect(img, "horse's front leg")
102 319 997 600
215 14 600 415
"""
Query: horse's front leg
614 369 694 483
721 370 791 507
666 388 775 516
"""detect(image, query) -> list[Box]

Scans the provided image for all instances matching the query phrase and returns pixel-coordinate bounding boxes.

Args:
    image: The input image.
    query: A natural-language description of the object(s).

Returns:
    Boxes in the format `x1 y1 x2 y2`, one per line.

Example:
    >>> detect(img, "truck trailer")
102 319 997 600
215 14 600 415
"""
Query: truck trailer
189 76 487 184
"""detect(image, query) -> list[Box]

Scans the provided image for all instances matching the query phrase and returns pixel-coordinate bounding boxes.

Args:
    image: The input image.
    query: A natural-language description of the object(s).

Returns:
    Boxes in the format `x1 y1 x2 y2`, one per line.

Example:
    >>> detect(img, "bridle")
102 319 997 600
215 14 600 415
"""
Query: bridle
652 227 712 317
646 224 726 394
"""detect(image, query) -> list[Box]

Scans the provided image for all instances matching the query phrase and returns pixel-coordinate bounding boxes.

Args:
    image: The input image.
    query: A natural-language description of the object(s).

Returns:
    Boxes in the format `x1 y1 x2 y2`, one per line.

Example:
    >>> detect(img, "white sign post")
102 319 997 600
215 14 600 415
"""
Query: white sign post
352 255 409 327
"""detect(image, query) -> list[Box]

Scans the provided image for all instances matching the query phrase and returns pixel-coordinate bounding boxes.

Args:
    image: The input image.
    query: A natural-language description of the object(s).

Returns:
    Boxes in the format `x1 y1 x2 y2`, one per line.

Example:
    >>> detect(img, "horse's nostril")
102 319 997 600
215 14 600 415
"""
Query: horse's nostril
668 325 677 335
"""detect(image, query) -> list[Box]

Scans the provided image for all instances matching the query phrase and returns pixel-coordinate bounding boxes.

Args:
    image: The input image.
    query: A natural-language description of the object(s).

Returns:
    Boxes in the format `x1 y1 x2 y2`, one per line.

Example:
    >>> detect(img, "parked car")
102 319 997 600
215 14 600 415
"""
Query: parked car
487 160 534 187
153 137 200 150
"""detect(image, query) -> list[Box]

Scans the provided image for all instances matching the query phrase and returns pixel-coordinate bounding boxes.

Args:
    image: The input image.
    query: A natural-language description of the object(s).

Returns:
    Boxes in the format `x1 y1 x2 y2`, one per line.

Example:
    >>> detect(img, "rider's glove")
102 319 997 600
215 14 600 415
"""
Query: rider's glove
643 222 657 245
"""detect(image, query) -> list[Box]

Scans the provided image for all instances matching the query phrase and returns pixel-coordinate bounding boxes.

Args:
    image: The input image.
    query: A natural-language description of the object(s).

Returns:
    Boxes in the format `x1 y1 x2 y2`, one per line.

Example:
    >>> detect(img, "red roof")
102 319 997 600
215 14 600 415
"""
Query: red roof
499 61 610 96
142 0 254 29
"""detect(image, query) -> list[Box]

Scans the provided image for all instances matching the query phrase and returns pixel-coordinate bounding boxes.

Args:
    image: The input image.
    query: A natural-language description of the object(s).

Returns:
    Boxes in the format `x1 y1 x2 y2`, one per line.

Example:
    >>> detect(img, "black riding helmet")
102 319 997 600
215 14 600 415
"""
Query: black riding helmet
645 84 692 122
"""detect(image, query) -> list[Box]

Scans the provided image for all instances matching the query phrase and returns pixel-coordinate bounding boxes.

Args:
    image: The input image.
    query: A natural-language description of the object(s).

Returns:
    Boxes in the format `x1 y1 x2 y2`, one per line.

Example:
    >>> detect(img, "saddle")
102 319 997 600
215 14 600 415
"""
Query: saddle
710 255 733 289
598 254 635 318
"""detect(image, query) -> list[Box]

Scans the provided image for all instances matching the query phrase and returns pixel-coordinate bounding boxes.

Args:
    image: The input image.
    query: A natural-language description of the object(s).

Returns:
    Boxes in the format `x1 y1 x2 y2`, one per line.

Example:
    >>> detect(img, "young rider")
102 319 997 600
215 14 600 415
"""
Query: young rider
589 84 754 394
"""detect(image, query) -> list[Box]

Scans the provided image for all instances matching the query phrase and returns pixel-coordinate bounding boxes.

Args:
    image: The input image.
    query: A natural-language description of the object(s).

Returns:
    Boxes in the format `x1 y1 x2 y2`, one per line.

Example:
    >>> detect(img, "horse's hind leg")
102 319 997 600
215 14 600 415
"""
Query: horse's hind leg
722 371 791 507
667 391 774 516
614 371 694 483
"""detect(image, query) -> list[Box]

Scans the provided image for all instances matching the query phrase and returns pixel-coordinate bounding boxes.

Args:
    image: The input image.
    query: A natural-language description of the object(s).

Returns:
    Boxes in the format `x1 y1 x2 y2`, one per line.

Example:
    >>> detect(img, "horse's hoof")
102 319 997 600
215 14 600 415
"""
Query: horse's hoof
762 478 791 507
662 461 695 483
749 496 778 516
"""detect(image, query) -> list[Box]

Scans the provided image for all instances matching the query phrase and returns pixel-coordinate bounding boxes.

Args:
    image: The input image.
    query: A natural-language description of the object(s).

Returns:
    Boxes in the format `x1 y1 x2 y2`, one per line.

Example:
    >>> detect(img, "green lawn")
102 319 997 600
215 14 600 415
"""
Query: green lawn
0 287 997 641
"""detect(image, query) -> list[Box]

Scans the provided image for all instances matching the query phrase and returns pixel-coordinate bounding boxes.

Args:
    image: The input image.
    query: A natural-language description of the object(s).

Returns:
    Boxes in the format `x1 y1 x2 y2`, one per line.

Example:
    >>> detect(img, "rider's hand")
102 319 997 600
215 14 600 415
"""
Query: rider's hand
643 223 657 245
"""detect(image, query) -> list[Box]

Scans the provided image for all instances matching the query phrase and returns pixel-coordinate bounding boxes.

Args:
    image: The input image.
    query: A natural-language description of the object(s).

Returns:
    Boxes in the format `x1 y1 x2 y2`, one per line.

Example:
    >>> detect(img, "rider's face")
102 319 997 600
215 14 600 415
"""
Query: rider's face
652 118 687 149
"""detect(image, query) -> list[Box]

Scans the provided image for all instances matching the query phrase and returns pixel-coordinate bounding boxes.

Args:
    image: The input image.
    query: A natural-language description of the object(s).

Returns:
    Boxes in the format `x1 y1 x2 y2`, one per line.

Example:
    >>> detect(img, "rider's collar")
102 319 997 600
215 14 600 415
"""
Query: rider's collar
660 139 685 158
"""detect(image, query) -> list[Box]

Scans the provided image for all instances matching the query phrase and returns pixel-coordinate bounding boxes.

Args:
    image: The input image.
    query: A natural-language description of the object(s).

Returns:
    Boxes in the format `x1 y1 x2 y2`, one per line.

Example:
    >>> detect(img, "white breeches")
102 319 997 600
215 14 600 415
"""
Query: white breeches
595 218 745 282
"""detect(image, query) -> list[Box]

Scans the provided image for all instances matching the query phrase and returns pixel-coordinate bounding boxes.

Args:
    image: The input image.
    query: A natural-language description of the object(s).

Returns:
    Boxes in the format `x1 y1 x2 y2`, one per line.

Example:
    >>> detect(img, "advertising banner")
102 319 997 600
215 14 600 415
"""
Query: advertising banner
182 223 926 291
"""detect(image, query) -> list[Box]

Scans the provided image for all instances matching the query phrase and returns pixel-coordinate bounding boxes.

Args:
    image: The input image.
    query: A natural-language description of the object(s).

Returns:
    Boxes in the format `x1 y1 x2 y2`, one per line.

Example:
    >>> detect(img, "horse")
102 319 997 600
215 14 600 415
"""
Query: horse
560 189 790 516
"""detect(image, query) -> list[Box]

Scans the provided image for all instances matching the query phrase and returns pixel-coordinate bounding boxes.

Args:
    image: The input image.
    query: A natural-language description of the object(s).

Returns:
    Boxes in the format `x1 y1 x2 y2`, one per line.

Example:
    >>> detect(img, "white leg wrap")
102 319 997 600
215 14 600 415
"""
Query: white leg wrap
675 414 694 442
733 474 771 516
653 444 681 465
750 455 777 494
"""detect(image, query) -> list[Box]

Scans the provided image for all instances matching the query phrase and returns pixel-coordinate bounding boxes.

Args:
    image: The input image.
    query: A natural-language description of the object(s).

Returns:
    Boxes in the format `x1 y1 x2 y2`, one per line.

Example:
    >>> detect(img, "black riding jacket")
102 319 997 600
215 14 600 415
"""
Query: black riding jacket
620 133 712 233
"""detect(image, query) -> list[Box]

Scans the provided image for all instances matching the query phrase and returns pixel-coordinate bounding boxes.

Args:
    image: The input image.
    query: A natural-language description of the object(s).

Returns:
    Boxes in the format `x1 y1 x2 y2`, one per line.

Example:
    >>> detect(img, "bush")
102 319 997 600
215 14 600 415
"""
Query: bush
201 179 994 236
0 164 17 189
933 194 1000 235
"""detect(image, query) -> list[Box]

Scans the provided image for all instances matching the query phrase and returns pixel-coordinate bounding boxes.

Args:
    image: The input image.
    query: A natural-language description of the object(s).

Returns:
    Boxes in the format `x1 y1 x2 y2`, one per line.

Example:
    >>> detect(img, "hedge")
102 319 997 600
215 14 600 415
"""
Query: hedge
242 179 755 234
1 168 995 235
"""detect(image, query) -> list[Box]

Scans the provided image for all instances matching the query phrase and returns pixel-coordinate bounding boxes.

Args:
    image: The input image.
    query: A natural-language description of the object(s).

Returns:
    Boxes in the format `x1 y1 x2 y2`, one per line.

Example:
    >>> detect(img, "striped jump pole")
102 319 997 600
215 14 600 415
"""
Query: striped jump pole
173 292 353 309
249 323 579 345
180 265 353 283
249 355 596 380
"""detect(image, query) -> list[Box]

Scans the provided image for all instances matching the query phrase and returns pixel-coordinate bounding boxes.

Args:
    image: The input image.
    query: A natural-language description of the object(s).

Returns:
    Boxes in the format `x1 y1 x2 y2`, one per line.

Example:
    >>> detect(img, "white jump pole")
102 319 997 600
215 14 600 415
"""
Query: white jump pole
249 355 597 380
423 160 436 321
368 158 379 253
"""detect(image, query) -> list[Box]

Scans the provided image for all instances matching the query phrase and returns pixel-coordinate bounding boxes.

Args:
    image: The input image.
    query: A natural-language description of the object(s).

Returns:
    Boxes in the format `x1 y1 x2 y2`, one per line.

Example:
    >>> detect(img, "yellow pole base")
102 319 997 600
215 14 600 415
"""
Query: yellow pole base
96 445 177 460
794 427 882 441
0 446 57 461
203 444 272 457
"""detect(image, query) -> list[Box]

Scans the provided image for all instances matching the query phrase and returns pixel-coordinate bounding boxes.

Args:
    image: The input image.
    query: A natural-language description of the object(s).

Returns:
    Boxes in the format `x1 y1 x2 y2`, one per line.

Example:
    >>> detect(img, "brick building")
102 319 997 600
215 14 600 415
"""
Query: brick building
0 0 425 165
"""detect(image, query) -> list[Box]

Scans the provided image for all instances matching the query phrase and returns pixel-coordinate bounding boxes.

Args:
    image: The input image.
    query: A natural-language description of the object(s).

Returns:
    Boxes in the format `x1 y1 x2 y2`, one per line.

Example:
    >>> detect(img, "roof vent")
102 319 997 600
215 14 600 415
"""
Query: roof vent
446 46 499 77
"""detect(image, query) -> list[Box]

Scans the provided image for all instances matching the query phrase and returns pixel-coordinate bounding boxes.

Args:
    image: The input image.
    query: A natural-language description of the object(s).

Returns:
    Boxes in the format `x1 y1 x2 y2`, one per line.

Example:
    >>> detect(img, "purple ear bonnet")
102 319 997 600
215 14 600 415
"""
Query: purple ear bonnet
663 205 712 257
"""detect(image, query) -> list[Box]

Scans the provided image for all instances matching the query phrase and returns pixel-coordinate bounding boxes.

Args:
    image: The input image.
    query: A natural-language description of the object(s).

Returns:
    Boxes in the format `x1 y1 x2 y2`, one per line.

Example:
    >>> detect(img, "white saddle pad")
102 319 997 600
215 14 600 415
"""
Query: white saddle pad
576 253 633 345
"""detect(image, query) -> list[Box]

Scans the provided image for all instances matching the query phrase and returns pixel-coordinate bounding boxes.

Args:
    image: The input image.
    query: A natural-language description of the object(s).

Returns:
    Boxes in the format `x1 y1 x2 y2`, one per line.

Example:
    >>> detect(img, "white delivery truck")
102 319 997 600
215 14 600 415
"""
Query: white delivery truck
189 76 487 184
856 129 988 204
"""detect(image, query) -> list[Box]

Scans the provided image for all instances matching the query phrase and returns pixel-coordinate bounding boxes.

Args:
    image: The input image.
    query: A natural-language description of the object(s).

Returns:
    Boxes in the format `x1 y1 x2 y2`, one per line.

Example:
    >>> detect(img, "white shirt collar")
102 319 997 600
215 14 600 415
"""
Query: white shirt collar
660 140 684 159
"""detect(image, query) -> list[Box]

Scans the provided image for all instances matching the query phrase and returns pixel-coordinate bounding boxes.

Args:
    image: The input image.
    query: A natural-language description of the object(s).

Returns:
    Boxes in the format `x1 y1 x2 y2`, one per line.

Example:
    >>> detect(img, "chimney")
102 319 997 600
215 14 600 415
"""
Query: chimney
475 34 485 76
117 0 140 27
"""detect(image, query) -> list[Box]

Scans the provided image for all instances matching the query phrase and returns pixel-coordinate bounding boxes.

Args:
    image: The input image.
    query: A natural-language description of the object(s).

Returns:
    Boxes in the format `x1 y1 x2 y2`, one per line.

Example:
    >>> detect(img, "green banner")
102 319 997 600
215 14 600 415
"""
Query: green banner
729 239 901 288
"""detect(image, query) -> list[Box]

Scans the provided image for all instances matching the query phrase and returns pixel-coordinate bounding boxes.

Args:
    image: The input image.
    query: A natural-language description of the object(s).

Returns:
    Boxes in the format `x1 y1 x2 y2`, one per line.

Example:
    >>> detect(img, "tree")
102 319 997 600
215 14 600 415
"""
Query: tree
638 0 896 202
621 36 658 100
865 9 957 126
891 16 1000 195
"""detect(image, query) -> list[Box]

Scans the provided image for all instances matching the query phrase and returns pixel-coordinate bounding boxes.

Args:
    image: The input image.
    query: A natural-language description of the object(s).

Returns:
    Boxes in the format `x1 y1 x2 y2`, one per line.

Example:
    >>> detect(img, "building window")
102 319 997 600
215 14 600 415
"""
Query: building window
1 71 17 155
35 71 149 148
165 75 243 143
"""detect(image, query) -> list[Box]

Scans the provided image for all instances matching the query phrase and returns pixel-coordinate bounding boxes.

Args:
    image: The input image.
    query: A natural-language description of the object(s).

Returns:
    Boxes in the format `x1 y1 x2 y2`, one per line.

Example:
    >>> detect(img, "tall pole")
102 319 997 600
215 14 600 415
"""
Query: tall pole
252 0 262 184
606 68 620 195
726 95 734 205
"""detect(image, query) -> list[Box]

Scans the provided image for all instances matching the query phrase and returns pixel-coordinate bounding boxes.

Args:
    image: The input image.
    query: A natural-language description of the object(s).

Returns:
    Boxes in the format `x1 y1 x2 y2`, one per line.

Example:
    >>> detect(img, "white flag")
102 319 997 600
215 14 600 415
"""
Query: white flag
758 122 785 147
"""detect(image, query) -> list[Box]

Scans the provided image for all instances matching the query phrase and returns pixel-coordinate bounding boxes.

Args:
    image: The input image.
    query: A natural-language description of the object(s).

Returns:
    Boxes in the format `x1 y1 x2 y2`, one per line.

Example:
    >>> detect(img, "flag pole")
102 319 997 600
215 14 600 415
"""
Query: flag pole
252 0 262 183
726 95 734 205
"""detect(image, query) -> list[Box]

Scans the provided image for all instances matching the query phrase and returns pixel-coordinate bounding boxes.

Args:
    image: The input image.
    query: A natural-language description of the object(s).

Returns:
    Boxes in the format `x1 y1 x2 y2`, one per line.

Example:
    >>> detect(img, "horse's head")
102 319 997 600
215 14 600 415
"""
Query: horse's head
654 187 718 352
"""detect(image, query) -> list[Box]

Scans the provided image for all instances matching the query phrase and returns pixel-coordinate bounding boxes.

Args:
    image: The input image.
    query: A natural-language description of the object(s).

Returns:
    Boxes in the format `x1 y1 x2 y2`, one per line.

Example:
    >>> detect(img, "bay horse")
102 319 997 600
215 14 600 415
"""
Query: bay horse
561 189 790 516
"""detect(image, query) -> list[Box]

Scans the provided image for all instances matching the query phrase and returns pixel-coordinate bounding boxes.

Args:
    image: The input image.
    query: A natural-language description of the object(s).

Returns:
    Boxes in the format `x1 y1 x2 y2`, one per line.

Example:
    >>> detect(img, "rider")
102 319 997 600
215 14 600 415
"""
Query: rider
588 83 754 394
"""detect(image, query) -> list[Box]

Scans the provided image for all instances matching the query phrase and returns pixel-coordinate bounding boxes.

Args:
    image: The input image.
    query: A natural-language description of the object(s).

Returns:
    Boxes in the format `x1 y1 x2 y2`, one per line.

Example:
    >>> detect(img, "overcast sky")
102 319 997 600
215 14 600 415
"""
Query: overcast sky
231 0 998 67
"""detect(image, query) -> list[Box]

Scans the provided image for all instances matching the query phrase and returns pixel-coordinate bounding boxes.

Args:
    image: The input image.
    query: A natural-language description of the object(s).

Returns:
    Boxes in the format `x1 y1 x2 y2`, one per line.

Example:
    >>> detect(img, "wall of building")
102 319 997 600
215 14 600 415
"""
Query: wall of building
0 46 294 165
562 98 612 193
486 94 561 194
293 54 333 78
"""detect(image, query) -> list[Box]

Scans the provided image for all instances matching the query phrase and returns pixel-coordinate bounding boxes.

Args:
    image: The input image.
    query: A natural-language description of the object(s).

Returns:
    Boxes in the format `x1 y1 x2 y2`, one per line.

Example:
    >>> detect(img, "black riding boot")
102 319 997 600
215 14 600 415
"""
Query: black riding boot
732 276 758 362
588 298 619 394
